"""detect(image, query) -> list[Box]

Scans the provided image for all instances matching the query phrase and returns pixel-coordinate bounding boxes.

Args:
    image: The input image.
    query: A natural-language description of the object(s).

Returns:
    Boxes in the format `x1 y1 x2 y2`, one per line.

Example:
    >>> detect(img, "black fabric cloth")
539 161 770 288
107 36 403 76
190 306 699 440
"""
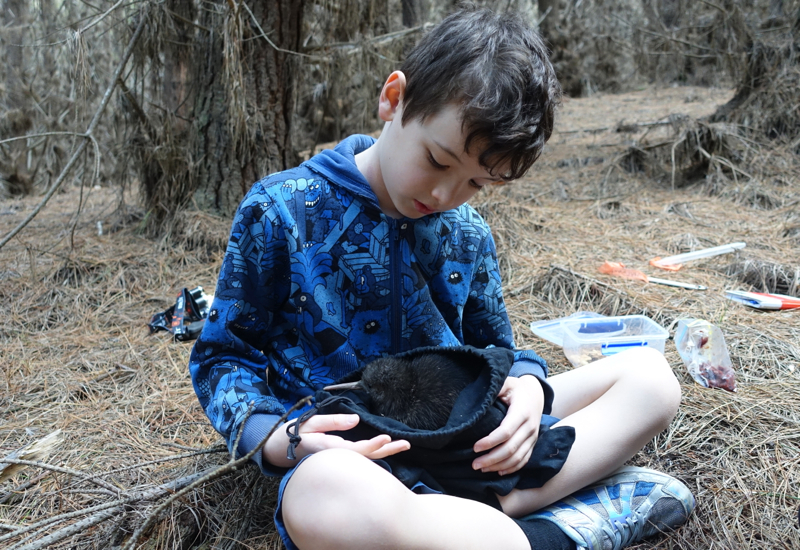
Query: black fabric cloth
288 345 575 509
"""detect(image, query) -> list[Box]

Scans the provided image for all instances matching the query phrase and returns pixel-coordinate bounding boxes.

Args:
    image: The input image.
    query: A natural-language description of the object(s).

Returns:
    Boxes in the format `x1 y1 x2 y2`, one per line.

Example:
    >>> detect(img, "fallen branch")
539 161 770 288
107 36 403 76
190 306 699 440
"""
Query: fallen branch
0 459 120 494
120 396 312 550
0 397 311 550
12 508 120 550
0 467 213 547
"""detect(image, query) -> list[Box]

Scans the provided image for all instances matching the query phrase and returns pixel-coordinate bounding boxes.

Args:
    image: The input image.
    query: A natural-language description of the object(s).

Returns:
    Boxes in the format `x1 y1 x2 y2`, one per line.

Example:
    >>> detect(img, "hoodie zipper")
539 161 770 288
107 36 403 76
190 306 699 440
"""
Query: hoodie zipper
390 218 403 354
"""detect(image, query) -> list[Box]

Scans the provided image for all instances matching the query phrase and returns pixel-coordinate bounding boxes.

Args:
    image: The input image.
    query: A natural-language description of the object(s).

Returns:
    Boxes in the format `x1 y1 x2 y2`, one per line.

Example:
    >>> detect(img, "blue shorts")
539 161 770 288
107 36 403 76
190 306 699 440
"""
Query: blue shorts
274 455 442 550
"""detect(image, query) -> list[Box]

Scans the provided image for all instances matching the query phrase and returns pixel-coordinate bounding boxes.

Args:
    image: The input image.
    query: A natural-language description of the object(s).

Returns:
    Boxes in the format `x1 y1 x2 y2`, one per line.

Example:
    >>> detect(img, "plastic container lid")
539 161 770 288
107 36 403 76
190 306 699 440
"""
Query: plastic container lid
529 311 606 347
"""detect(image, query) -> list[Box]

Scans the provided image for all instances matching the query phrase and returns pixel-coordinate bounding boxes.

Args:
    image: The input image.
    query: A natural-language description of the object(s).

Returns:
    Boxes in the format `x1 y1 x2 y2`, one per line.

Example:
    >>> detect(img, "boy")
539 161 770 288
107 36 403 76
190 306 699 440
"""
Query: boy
189 6 695 550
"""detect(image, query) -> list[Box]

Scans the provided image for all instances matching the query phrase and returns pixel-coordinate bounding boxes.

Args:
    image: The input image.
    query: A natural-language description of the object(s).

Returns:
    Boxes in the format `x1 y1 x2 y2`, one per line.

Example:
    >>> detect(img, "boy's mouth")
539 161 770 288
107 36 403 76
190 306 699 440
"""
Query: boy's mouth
413 200 435 215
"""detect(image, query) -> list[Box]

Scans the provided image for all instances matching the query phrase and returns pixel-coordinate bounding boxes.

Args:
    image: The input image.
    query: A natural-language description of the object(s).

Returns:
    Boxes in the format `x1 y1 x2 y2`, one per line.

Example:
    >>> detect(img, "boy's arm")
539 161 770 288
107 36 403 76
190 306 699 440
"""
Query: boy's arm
461 228 554 412
189 182 294 476
461 228 552 473
189 181 410 475
509 350 555 415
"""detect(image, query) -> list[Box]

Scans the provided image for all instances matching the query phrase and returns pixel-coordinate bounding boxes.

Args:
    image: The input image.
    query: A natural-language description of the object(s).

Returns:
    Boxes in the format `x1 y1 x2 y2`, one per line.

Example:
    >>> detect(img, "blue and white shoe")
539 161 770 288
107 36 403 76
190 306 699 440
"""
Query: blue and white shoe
526 466 696 550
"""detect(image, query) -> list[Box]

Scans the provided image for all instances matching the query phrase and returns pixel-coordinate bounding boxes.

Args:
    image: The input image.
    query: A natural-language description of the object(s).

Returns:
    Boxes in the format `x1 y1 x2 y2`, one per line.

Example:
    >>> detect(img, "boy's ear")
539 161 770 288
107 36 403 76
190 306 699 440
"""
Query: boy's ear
378 71 407 122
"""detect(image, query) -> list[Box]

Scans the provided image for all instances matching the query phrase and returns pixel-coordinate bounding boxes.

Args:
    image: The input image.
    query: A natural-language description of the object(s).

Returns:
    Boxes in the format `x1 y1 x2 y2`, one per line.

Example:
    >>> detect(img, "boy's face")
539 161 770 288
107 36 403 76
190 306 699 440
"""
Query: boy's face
357 72 503 219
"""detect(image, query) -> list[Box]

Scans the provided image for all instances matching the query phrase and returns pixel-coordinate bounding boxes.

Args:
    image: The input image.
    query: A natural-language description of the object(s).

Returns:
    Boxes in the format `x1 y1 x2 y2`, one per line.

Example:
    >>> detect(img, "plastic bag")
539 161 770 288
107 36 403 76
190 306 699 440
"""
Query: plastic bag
148 286 212 341
597 261 648 283
674 319 737 392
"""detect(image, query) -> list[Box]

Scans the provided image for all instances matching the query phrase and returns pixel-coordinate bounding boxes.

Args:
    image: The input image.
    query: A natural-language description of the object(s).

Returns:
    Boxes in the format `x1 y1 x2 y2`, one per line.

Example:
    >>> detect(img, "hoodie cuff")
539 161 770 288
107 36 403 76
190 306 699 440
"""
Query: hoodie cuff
509 359 555 415
236 413 290 477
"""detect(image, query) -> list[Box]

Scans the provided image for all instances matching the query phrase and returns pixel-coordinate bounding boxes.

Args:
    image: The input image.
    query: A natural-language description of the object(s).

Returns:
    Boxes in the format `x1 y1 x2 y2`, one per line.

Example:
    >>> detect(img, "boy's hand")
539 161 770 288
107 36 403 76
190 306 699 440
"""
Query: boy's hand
471 375 545 476
263 413 410 468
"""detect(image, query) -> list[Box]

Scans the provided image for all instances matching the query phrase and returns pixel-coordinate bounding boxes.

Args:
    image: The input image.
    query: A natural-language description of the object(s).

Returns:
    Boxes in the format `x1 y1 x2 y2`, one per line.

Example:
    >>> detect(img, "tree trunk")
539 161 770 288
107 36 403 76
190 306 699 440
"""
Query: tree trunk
192 0 305 217
163 0 195 132
402 0 424 27
4 0 26 109
132 0 305 228
1 0 33 195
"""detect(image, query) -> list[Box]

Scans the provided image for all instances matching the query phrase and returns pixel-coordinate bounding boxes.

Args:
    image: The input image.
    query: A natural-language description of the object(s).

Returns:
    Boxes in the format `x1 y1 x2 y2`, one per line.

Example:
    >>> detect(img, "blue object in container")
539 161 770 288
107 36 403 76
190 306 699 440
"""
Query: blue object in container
577 319 624 335
601 340 650 355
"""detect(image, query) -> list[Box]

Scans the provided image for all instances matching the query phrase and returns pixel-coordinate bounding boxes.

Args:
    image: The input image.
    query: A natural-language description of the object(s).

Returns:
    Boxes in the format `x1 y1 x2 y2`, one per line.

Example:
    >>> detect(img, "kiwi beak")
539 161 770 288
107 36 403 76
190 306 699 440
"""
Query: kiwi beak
323 381 363 391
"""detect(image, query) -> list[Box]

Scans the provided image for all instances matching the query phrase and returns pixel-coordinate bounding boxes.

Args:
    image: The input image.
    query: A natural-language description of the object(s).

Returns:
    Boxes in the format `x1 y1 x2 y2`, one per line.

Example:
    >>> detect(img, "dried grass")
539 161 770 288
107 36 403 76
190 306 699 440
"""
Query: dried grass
710 19 800 143
724 258 800 296
2 83 799 550
614 8 800 204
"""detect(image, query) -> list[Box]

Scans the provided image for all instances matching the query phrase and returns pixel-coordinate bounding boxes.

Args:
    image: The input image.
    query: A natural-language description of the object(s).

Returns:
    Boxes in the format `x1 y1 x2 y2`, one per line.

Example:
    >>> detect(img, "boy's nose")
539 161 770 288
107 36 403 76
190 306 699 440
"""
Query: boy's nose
430 180 458 207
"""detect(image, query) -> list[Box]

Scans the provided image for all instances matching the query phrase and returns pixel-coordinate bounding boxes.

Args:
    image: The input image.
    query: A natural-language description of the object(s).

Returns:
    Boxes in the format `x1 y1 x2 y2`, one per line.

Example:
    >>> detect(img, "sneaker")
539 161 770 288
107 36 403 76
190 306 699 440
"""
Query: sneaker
526 466 696 550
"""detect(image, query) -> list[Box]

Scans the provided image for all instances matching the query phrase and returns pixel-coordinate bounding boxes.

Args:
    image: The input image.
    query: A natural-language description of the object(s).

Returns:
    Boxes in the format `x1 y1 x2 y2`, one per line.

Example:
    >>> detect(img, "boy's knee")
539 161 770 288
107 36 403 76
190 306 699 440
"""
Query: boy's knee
622 347 682 422
282 449 406 544
283 449 371 511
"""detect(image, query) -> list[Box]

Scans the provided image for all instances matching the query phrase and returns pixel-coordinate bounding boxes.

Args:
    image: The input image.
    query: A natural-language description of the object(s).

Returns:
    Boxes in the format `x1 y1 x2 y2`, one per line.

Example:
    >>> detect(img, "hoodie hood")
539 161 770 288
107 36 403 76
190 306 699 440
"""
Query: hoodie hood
303 134 380 209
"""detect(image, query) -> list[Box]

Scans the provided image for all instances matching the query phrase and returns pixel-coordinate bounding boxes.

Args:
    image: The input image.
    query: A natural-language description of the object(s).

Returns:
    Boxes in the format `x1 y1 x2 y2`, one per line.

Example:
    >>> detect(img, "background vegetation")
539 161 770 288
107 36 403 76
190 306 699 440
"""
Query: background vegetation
1 1 798 548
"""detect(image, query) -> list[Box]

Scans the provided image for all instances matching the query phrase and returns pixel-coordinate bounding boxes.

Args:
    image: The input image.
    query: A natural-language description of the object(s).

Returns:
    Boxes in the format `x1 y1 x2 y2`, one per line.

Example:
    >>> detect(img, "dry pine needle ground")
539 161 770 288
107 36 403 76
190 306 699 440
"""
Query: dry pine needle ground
1 85 799 549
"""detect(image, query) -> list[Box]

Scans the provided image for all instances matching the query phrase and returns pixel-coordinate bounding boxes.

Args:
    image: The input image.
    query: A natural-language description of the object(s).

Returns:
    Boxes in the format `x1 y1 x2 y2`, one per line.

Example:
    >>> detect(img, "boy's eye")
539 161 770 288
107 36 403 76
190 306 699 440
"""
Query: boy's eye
469 179 485 190
427 152 446 170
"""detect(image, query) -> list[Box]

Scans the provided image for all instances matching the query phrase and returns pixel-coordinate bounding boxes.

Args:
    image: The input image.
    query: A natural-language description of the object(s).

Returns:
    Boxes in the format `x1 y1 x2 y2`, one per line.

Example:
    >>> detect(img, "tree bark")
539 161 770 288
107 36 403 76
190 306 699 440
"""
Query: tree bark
4 0 26 109
132 0 305 228
402 0 424 27
192 0 305 217
1 0 33 195
163 0 195 131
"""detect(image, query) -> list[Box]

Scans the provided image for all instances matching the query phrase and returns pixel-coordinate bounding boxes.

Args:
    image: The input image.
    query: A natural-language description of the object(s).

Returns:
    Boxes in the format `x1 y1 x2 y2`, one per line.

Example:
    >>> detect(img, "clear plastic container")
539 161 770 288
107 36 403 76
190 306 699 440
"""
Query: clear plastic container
560 315 668 367
529 311 606 347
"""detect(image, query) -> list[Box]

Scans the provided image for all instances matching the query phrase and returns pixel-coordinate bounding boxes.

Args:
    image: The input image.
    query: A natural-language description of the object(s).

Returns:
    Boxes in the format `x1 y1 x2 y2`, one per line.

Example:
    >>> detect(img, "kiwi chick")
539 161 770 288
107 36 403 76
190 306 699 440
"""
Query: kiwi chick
324 352 477 430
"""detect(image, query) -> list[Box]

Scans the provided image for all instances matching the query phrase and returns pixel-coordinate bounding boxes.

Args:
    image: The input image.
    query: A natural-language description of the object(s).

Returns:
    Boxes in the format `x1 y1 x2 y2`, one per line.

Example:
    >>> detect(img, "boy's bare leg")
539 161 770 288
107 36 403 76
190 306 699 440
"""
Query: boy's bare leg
282 346 680 548
498 346 682 517
282 447 531 550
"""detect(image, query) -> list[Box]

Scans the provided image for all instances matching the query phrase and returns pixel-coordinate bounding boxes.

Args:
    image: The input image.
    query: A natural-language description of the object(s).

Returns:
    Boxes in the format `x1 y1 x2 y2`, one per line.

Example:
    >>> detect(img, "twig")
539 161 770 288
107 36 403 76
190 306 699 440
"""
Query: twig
240 2 318 59
11 508 120 550
158 441 227 452
535 6 552 27
671 134 687 190
0 459 121 494
68 147 95 250
80 0 124 34
243 1 429 63
0 9 147 252
0 472 51 505
164 6 210 32
120 396 312 550
636 25 718 52
0 399 307 548
696 0 728 14
558 117 677 135
314 23 433 52
0 467 213 546
231 402 256 461
117 76 157 142
86 363 136 384
102 447 228 476
0 131 90 146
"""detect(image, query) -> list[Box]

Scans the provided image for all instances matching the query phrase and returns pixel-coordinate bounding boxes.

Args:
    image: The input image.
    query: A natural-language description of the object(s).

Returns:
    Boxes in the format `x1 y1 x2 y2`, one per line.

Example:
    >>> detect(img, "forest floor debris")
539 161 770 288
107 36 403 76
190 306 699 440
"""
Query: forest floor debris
1 84 799 549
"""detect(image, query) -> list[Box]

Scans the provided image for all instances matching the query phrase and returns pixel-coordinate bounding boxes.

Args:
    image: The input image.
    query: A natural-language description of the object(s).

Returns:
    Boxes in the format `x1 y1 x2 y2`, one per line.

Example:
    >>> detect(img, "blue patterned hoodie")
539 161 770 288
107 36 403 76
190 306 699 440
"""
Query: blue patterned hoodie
188 134 553 474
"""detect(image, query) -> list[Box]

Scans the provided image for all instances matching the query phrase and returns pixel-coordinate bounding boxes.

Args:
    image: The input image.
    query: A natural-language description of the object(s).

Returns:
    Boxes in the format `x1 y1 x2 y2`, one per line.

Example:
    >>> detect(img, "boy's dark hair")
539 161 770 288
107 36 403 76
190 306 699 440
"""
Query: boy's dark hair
400 6 561 180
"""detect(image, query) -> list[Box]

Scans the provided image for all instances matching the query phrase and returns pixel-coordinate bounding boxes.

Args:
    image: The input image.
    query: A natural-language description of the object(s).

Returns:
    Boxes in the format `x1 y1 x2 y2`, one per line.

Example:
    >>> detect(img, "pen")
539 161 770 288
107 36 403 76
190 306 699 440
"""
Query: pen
648 277 707 291
650 242 746 270
725 290 800 310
